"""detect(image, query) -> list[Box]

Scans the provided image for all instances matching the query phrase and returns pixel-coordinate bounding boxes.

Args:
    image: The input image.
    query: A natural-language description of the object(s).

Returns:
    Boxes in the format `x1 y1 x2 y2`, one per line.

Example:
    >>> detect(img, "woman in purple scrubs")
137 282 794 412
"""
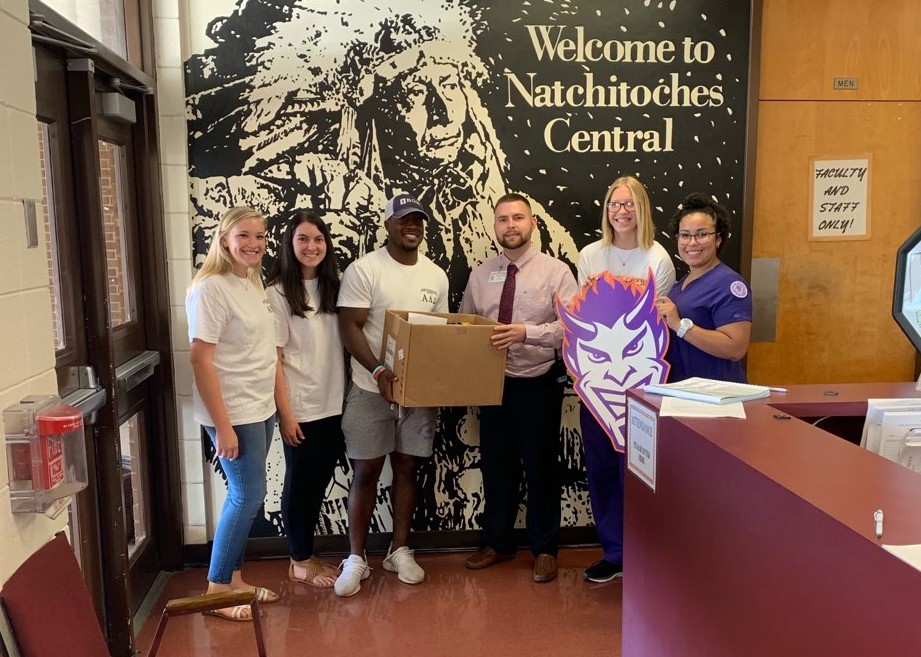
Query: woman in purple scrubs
655 193 752 383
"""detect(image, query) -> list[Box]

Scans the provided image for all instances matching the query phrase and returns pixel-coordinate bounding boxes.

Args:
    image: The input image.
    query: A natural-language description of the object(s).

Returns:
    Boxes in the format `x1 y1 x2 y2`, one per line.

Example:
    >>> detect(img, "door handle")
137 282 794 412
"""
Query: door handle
61 366 106 425
115 350 160 393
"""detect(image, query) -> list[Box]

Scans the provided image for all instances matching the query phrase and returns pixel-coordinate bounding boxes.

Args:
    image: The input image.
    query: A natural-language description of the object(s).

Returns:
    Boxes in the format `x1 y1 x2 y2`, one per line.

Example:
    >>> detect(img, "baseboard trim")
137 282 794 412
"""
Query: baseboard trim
182 527 600 567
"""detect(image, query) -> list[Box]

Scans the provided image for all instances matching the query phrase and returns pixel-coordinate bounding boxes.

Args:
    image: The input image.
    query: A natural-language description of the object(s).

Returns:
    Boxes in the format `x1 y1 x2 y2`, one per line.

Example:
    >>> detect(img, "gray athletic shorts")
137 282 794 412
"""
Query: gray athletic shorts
341 385 437 459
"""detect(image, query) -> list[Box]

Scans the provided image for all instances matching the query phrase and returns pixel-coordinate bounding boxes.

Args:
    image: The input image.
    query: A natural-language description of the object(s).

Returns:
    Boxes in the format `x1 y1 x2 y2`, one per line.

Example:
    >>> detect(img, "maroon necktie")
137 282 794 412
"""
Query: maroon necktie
497 264 518 324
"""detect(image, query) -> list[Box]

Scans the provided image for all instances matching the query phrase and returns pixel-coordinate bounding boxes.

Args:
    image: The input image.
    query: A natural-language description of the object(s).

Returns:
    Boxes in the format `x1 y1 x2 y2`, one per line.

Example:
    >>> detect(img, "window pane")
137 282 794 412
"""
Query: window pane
119 412 148 559
41 0 127 58
98 140 136 326
38 122 66 351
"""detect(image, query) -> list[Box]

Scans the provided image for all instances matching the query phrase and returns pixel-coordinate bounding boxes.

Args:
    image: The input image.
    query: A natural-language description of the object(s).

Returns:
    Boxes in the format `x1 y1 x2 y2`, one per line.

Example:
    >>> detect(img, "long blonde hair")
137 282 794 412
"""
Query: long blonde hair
600 175 655 249
190 207 267 290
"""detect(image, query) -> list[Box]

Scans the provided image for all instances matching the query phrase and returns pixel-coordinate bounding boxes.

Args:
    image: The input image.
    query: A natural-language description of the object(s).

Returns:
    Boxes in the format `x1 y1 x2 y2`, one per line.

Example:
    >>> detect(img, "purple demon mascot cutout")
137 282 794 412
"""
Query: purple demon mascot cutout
556 271 670 452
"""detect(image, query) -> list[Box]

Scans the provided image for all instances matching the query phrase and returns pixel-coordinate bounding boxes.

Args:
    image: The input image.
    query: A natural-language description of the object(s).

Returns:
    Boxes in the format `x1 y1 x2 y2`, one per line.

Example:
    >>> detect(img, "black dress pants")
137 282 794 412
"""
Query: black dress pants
478 369 564 556
281 414 345 560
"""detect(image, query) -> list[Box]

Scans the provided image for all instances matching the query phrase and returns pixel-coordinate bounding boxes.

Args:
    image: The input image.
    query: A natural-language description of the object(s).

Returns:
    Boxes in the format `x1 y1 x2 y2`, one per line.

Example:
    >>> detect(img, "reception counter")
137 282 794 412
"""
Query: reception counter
623 383 921 657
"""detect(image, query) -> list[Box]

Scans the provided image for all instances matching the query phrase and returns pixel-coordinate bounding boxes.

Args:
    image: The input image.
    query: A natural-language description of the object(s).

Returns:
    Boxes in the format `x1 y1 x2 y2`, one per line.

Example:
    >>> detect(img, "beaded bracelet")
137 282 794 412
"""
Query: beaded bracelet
371 365 386 379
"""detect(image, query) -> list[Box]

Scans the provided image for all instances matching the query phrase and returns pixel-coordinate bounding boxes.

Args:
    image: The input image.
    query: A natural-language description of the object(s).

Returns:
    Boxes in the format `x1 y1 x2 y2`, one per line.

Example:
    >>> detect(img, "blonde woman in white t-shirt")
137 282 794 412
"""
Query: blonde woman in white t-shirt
266 212 346 589
186 207 279 621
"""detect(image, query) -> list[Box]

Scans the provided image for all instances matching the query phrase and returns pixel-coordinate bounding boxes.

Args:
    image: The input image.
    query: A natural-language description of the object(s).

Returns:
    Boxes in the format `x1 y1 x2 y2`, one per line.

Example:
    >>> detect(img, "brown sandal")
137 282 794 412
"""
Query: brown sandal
289 557 337 588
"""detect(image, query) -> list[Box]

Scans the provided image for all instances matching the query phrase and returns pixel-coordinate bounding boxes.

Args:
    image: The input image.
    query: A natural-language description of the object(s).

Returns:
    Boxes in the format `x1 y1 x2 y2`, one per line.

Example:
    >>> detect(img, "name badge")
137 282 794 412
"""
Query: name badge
488 270 507 284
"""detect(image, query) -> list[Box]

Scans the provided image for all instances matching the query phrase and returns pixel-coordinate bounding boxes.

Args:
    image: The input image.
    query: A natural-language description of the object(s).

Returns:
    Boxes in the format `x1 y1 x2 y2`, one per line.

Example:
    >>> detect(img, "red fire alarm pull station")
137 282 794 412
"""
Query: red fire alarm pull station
5 395 89 516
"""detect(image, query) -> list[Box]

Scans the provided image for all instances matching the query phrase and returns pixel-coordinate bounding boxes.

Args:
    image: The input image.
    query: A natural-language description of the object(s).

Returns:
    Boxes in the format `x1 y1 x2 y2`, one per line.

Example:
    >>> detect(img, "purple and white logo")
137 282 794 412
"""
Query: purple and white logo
556 271 670 452
730 280 748 299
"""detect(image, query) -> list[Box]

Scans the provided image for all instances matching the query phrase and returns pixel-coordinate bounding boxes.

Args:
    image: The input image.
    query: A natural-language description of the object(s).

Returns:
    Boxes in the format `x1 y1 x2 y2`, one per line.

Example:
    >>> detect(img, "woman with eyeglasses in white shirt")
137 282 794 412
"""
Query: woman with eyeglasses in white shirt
574 175 676 585
577 175 675 297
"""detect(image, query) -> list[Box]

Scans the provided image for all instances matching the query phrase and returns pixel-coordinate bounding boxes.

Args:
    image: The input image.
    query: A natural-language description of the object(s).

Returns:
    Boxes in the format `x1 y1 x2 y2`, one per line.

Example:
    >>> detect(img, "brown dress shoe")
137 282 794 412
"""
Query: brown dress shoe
533 553 558 583
465 546 515 570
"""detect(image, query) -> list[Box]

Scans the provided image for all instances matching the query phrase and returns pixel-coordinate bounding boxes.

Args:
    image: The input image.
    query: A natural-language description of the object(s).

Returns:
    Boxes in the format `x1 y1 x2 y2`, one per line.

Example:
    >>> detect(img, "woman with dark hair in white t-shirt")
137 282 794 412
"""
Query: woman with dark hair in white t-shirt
266 211 345 589
186 207 280 621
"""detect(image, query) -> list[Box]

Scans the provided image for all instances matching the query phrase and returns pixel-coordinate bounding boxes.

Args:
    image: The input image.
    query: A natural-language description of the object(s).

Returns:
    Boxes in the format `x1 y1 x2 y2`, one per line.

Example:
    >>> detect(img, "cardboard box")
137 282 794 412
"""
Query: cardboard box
380 311 507 407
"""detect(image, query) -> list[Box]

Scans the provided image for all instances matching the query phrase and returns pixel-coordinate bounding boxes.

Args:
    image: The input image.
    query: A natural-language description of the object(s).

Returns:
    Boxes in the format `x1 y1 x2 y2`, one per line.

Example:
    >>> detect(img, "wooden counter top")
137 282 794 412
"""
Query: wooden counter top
623 383 921 657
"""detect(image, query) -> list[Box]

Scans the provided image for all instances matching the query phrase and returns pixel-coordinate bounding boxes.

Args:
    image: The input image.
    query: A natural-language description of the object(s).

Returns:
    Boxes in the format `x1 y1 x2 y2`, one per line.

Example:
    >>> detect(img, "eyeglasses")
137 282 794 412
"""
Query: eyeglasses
606 200 636 212
676 231 717 244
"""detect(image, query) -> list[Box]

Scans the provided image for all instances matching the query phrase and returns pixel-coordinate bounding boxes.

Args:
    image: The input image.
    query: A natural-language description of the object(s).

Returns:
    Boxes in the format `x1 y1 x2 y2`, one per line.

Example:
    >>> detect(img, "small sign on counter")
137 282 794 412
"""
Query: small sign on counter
627 398 658 492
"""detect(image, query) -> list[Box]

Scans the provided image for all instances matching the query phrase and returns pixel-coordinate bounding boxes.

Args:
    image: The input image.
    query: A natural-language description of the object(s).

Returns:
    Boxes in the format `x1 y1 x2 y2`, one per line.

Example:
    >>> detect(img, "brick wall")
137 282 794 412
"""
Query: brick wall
98 140 129 326
36 123 64 349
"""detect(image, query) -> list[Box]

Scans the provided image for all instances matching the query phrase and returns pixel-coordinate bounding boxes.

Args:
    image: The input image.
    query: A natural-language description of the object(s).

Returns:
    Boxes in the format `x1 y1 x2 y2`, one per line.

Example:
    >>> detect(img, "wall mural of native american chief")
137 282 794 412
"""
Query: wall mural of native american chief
186 0 589 540
183 0 752 539
557 272 670 451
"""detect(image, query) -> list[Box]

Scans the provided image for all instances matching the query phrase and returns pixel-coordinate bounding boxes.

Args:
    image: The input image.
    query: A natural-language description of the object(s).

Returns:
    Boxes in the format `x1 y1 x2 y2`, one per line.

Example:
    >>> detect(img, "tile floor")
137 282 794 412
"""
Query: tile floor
134 548 622 657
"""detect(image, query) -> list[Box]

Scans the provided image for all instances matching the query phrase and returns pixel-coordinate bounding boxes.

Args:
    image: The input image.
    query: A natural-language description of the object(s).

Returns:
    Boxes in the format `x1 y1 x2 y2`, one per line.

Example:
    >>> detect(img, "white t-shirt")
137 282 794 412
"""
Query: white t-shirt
577 240 676 297
338 248 449 392
186 273 277 426
267 280 345 422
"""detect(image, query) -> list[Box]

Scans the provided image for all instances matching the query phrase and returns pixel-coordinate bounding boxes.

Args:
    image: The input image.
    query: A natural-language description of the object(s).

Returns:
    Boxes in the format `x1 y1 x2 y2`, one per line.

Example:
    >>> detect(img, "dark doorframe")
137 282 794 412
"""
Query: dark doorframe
33 46 106 620
66 60 137 657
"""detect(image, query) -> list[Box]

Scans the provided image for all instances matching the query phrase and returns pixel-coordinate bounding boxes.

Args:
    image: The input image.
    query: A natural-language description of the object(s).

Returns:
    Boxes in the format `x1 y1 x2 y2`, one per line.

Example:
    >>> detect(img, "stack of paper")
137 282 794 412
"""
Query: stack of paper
643 377 771 405
658 397 747 419
862 399 921 473
883 544 921 572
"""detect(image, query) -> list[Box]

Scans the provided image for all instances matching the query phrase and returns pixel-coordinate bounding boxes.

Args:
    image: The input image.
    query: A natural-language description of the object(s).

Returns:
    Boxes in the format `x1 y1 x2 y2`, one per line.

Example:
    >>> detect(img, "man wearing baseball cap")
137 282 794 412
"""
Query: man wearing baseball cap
334 193 449 597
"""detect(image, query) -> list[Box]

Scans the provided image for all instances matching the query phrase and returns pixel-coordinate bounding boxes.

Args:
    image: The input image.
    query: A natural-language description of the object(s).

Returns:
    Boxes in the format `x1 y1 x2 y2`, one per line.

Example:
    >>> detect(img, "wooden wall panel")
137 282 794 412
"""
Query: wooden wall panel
761 0 921 101
747 101 921 385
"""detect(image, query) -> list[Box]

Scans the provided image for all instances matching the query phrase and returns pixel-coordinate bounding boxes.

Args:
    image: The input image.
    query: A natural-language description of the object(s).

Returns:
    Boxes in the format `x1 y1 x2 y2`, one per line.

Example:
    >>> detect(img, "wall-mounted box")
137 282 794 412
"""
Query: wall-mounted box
5 395 88 515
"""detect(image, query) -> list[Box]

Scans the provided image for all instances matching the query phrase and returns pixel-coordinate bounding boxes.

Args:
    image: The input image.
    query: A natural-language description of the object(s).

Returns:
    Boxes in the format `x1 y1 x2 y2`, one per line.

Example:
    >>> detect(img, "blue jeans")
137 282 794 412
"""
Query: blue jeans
205 415 275 584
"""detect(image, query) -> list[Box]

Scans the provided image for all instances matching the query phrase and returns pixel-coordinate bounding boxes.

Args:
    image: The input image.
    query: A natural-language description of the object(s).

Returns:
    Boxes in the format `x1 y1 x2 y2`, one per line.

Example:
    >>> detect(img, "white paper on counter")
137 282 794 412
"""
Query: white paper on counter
883 544 921 572
658 397 747 419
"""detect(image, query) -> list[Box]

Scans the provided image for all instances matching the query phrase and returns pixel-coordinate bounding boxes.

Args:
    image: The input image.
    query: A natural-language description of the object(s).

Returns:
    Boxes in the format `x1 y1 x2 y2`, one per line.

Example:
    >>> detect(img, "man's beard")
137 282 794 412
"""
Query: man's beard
498 233 531 250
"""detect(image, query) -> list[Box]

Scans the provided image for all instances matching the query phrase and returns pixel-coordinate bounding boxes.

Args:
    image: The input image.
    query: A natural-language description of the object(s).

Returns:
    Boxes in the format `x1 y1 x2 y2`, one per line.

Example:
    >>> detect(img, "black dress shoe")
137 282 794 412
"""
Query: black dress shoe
583 559 622 583
465 546 514 570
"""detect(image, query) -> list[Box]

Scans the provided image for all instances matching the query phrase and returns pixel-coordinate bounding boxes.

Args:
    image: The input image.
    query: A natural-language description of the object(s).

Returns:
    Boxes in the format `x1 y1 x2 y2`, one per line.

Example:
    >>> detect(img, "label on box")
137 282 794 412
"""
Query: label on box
44 497 71 519
41 435 65 489
385 336 396 370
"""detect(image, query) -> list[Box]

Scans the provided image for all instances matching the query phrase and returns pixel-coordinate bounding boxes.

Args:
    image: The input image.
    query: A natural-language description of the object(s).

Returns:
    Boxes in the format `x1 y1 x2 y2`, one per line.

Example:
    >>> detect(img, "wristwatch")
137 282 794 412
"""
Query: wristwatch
677 317 694 339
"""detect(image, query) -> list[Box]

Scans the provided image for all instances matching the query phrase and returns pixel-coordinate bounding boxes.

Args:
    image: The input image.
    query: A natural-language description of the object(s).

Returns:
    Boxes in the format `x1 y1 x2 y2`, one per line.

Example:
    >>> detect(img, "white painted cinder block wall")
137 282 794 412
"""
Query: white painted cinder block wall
0 0 70 584
154 0 213 545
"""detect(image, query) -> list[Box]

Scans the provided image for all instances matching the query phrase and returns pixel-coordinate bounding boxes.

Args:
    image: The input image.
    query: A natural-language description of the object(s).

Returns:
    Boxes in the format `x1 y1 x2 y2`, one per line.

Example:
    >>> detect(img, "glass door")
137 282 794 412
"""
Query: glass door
95 120 162 610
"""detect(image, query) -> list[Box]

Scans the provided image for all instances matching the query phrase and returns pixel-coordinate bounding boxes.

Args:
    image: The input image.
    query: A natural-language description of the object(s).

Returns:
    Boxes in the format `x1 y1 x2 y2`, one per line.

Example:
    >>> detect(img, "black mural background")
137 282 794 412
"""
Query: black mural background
185 0 751 538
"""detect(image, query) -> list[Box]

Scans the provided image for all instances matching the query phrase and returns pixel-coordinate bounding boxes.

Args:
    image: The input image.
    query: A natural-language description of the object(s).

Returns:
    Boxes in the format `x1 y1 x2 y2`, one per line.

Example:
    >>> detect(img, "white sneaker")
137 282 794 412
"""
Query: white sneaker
382 545 425 584
334 554 370 597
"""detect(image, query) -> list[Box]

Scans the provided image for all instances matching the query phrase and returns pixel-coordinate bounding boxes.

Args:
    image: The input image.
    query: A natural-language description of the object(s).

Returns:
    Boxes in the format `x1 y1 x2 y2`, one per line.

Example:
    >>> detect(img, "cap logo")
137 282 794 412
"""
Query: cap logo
385 193 430 222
